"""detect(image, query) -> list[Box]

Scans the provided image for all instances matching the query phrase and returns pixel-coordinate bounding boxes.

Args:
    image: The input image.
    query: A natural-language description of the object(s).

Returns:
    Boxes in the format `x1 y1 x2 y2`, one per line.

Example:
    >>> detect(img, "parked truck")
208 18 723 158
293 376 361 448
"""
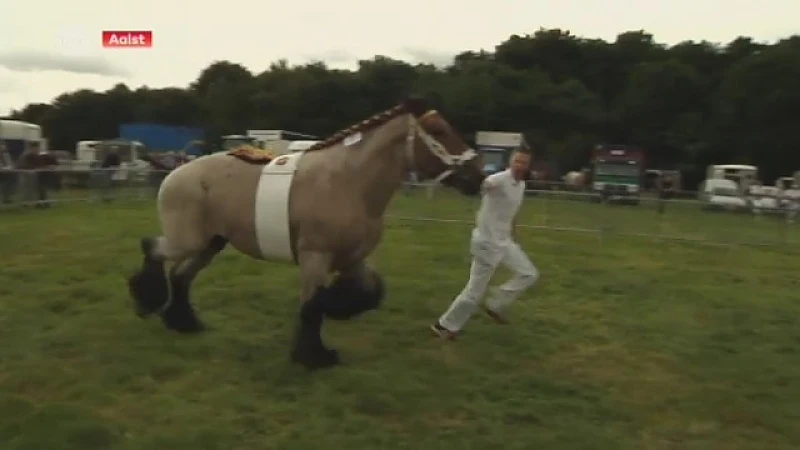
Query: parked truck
590 144 645 204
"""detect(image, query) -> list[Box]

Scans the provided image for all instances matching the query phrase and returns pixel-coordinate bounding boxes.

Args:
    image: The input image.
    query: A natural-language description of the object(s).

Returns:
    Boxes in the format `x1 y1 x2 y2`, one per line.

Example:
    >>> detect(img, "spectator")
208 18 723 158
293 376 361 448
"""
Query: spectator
657 174 674 214
99 149 122 202
35 151 58 208
16 146 52 208
0 142 16 205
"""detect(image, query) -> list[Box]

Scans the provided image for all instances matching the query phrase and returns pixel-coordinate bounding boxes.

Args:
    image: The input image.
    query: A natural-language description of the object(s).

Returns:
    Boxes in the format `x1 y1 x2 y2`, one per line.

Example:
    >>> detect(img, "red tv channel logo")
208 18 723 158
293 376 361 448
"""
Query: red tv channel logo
102 30 152 48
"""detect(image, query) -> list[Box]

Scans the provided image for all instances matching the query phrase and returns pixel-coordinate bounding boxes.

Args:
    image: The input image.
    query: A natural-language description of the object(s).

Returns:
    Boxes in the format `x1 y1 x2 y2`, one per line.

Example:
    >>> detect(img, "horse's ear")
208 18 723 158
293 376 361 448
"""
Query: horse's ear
402 96 430 117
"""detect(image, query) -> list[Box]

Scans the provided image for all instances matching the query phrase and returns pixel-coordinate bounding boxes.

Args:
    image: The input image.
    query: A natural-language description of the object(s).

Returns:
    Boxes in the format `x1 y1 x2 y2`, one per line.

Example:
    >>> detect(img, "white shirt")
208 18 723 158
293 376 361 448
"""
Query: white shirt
473 169 525 245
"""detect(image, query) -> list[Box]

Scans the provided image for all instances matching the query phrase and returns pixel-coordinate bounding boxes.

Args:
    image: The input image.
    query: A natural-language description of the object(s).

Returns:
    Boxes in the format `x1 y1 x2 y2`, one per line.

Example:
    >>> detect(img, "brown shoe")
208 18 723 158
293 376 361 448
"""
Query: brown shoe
430 322 458 340
482 306 509 324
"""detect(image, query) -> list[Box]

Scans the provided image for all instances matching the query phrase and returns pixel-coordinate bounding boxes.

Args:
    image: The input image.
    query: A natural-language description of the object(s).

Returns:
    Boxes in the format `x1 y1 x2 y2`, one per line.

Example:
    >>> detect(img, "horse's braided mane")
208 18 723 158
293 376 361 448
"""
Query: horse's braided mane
305 103 409 153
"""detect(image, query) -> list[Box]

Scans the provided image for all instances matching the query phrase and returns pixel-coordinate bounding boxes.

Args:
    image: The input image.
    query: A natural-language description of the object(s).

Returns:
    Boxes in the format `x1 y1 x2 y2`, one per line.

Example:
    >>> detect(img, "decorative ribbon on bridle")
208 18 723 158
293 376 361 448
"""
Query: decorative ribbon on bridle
405 110 478 184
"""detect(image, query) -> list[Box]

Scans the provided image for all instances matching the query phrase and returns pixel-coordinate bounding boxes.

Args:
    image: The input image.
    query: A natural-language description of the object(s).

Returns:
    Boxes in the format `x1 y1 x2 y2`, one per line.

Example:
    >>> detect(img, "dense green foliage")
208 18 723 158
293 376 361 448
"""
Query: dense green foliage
8 29 800 184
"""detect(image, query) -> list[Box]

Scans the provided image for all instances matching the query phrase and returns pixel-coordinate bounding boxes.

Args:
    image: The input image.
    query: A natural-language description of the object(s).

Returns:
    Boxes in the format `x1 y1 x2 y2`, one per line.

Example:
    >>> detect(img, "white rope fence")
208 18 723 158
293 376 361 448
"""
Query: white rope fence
386 214 786 248
397 182 799 249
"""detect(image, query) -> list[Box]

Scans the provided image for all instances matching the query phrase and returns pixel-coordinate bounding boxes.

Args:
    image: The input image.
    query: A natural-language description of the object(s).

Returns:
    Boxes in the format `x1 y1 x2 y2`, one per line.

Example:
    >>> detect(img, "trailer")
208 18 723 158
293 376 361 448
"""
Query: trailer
288 140 320 152
645 169 682 192
474 131 528 174
222 129 319 155
704 164 758 195
62 139 147 187
0 119 48 163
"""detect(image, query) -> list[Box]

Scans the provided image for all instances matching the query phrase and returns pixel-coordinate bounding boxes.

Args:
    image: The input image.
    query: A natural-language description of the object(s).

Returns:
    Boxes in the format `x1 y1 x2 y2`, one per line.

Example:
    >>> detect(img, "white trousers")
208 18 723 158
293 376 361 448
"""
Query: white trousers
438 238 539 332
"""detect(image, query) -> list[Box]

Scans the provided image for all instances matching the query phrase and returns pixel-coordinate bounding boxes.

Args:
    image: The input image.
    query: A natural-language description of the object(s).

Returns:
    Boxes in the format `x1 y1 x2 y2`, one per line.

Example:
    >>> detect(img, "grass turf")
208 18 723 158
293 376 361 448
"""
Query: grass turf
1 191 799 449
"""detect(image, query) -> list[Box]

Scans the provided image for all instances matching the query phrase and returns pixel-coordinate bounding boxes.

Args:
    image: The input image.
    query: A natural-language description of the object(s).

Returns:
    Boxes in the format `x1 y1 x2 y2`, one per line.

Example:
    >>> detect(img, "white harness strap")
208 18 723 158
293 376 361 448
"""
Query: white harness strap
254 152 304 262
405 110 478 183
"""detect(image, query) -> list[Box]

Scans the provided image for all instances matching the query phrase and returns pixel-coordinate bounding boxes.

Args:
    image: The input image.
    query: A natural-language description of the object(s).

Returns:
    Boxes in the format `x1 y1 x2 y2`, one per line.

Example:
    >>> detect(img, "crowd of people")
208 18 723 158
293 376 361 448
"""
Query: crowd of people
0 142 61 207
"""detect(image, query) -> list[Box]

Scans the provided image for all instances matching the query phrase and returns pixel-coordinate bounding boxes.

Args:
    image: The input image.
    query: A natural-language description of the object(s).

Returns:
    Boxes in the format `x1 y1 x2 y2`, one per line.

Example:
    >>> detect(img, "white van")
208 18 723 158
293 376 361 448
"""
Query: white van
287 140 320 153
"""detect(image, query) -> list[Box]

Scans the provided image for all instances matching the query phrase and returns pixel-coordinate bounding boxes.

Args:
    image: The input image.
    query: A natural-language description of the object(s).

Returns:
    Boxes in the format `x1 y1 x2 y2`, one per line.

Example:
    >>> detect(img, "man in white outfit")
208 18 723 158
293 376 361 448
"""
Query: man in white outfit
431 148 539 339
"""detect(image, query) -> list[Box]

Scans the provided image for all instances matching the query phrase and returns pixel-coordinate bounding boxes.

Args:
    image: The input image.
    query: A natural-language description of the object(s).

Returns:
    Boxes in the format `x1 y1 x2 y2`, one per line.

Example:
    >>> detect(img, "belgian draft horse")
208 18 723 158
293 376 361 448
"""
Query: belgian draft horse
128 97 486 370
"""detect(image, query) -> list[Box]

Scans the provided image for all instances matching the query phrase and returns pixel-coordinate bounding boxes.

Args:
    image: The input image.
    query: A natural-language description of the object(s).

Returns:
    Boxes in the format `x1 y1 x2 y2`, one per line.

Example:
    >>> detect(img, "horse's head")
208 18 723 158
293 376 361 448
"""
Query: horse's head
401 97 485 196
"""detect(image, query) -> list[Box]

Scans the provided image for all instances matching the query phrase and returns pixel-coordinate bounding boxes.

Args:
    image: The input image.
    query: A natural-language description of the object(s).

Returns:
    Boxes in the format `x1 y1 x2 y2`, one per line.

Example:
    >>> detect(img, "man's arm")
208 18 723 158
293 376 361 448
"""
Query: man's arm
481 174 502 194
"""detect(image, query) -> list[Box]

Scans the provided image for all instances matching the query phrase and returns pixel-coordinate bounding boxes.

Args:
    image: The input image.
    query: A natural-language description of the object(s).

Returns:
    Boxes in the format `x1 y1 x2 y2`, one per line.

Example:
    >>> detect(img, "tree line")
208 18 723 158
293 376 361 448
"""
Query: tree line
8 28 800 185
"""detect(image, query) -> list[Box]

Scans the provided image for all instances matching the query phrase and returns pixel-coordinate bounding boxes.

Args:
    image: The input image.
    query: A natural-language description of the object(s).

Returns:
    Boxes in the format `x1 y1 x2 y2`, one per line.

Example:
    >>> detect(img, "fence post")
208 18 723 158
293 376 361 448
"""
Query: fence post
596 198 606 245
537 190 550 227
781 210 790 245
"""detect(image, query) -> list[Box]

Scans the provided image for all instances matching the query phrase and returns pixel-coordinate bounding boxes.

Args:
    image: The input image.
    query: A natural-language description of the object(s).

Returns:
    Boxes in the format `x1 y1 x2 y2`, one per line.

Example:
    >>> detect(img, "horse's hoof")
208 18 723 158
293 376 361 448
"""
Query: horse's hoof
161 316 205 334
291 347 340 370
132 301 151 319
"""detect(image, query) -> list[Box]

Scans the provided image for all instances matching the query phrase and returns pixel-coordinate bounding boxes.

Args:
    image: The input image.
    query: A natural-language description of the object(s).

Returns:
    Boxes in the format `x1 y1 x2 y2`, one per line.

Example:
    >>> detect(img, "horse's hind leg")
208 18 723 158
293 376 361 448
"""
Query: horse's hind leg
161 235 227 333
128 237 171 318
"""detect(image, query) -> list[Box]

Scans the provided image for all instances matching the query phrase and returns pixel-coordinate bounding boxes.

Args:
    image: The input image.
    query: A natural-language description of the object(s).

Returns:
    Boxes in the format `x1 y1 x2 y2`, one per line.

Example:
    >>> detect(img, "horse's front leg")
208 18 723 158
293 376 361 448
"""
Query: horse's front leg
323 261 385 320
291 251 339 370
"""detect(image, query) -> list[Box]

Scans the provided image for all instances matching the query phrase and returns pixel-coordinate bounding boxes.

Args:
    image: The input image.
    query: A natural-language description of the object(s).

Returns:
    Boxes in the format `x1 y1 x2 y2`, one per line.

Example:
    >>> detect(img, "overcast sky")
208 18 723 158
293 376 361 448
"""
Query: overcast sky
0 0 796 115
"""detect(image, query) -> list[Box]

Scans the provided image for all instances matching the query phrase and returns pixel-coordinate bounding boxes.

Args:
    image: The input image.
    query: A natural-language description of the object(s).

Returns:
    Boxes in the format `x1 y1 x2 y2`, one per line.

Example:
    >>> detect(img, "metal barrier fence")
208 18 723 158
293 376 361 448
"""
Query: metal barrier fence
1 168 798 249
0 167 163 208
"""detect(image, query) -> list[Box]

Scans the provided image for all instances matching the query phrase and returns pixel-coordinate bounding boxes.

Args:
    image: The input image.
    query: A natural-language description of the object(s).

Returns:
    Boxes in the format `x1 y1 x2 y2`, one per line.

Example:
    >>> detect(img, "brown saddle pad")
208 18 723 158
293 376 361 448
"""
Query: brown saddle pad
227 146 277 165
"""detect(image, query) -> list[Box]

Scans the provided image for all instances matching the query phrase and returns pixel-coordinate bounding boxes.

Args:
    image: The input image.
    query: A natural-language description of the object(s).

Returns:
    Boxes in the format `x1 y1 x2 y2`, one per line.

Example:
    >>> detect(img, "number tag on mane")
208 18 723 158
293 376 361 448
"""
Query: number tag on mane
343 132 362 147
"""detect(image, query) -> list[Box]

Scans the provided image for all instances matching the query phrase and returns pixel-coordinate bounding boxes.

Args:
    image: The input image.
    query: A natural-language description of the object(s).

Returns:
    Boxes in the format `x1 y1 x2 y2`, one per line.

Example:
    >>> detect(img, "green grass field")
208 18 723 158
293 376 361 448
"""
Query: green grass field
1 191 799 450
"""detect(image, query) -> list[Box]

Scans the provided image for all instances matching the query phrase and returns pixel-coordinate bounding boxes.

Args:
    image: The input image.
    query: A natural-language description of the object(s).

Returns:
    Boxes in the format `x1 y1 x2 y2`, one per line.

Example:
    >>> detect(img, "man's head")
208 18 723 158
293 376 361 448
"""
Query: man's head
509 148 531 181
